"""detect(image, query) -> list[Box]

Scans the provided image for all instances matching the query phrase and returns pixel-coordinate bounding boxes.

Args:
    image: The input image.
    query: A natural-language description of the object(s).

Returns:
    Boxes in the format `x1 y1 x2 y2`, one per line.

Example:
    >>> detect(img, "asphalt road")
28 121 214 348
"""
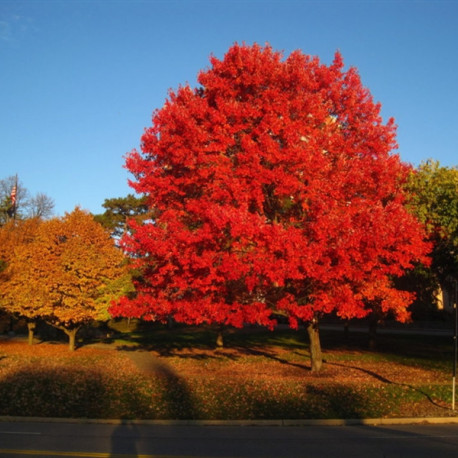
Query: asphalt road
1 420 458 457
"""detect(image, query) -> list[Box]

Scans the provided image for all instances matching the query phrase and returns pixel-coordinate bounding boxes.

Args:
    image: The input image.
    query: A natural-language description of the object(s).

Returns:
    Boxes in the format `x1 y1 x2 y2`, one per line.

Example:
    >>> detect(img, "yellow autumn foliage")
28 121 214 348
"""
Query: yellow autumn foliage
1 208 129 329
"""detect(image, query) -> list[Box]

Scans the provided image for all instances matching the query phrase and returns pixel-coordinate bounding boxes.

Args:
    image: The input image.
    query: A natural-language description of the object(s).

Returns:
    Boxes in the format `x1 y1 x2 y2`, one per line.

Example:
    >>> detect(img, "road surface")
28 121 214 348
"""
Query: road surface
1 419 458 457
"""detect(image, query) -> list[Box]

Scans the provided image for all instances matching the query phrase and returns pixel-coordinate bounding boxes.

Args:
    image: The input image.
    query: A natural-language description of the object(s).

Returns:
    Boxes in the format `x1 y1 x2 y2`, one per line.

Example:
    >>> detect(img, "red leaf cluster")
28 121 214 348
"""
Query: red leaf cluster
111 44 430 328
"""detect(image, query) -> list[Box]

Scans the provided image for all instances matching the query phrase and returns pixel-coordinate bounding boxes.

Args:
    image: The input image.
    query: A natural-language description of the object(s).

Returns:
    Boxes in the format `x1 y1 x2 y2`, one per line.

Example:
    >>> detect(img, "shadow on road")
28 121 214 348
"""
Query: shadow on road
110 420 139 457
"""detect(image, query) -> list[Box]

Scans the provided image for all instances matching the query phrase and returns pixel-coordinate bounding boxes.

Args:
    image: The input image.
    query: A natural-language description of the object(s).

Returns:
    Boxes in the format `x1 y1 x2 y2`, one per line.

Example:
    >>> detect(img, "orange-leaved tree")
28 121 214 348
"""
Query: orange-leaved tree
0 218 42 343
1 208 130 350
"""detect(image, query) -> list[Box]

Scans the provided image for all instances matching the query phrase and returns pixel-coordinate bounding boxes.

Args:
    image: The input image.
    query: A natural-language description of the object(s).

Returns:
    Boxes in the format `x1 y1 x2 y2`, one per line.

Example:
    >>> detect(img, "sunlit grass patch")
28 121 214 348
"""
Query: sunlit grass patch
0 326 455 420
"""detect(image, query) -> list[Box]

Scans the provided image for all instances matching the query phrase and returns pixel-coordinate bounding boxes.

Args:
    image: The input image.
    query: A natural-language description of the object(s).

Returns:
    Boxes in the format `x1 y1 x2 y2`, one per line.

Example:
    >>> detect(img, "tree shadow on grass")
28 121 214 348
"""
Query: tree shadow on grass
117 347 200 419
0 367 116 418
321 329 453 366
116 343 236 362
116 325 221 352
233 348 450 417
0 360 198 420
226 345 450 415
233 345 311 371
300 384 382 419
104 325 308 355
326 361 449 411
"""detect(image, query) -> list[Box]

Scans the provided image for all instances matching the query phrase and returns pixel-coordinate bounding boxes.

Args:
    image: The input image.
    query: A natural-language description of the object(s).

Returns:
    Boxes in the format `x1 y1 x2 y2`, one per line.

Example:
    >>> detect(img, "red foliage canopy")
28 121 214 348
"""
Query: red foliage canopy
111 44 430 329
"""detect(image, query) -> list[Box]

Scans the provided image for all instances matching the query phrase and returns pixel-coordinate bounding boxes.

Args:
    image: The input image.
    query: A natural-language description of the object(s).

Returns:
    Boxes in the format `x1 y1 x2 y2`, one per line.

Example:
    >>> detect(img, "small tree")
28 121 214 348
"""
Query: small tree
113 44 429 371
406 160 458 310
25 192 55 219
94 194 150 239
1 208 129 350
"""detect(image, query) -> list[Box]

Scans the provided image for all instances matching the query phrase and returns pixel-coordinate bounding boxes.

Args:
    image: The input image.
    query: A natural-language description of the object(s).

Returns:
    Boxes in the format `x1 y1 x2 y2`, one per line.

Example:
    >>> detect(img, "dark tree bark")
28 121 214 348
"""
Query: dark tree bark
368 317 378 350
344 320 350 341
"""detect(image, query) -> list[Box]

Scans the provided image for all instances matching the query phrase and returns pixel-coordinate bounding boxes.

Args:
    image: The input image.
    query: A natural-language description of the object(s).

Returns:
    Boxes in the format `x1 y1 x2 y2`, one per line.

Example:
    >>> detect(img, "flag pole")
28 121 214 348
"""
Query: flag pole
13 174 18 220
10 174 18 220
7 174 18 222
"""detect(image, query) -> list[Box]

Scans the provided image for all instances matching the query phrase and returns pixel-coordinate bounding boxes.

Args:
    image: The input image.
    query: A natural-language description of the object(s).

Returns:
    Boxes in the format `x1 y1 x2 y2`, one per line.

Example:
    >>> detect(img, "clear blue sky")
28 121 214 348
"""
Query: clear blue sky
1 0 457 216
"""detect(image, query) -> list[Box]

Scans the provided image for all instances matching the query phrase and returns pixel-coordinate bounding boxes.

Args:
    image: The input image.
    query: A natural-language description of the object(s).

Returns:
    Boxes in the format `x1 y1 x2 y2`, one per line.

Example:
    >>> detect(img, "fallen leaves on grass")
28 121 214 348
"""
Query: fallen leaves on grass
0 340 454 420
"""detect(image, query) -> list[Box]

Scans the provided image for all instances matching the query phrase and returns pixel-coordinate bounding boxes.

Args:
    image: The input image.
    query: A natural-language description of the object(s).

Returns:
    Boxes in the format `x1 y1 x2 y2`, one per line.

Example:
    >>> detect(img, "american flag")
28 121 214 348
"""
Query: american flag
10 185 17 206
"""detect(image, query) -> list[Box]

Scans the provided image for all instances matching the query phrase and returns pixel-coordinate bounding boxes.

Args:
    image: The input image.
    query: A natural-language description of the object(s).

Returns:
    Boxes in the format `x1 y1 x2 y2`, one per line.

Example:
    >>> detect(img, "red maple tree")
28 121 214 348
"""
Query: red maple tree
112 44 430 370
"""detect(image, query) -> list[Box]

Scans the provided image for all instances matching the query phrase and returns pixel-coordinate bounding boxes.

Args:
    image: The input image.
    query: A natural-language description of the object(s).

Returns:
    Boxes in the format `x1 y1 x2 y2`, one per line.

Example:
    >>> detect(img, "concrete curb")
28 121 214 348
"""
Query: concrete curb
1 415 458 427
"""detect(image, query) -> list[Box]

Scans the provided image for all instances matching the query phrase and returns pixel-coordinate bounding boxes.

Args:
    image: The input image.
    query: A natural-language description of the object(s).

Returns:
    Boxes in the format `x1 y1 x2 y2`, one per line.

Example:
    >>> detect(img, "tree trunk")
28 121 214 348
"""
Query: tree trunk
368 317 378 350
7 316 15 336
64 327 79 351
307 317 323 372
167 315 174 329
27 321 36 345
343 320 349 341
216 325 224 348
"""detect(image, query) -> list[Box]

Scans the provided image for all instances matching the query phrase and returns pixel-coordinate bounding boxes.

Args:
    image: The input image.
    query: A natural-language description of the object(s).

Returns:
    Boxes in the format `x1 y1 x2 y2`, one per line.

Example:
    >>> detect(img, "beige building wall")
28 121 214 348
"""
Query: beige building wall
436 286 455 311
